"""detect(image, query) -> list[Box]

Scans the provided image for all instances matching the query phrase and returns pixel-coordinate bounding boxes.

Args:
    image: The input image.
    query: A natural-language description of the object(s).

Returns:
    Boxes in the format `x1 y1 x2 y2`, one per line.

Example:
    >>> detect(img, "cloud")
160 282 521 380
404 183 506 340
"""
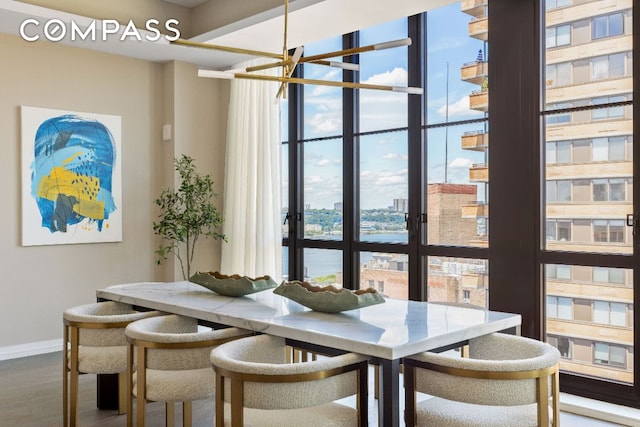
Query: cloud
358 67 409 130
306 111 342 134
362 67 408 86
317 158 342 167
303 67 411 135
360 169 408 187
305 97 342 109
309 69 342 96
310 84 341 97
449 157 474 169
383 153 408 161
376 175 406 185
305 175 324 185
303 174 342 208
436 95 479 118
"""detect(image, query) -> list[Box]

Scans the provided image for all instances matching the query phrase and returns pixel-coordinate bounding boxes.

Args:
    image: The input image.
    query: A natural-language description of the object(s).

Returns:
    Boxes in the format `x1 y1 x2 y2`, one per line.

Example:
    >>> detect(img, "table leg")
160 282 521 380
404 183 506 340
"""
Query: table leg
377 359 400 427
97 373 119 410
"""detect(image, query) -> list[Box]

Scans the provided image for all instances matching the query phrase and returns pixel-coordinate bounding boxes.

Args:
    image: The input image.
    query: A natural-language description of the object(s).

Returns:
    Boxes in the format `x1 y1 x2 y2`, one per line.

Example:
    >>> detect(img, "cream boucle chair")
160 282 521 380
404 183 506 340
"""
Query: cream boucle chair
63 301 161 427
210 334 369 427
403 333 561 427
125 314 252 427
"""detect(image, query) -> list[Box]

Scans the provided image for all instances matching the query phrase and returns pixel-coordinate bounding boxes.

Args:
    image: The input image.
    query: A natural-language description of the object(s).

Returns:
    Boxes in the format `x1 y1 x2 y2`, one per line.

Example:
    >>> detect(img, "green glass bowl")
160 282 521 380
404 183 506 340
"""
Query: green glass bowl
273 280 385 313
189 271 278 297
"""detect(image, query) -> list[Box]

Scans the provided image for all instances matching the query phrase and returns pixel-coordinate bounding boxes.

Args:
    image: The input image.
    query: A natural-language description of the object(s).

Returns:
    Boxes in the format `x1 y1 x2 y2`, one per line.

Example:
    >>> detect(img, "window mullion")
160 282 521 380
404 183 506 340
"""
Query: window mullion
343 32 359 290
407 13 425 301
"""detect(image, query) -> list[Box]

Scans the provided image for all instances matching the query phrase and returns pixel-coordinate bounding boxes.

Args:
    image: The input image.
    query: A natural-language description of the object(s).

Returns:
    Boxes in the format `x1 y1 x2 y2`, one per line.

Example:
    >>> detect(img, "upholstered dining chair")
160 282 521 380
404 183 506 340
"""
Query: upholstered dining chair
209 334 370 427
63 301 161 427
403 332 561 427
125 314 252 427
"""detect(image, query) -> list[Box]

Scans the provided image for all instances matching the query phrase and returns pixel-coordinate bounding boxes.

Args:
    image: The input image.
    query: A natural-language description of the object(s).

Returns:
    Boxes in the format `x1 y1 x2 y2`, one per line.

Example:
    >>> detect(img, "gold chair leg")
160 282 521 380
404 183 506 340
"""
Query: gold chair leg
537 375 550 426
215 374 224 427
183 401 192 427
118 371 127 415
230 378 244 427
127 344 134 427
165 402 175 427
136 347 147 427
63 324 69 427
69 326 79 427
552 370 560 426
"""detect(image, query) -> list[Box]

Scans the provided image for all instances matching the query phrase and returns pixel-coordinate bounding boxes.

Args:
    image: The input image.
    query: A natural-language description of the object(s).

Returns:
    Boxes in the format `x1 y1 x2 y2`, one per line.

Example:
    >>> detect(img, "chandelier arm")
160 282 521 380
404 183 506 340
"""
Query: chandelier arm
308 60 360 71
298 38 412 63
171 38 284 60
244 60 293 73
234 73 421 93
243 59 359 74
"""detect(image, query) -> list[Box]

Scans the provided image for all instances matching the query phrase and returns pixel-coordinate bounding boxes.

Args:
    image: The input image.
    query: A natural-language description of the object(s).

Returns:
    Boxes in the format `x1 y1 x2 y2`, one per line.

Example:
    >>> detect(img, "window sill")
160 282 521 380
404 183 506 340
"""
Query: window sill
560 393 640 426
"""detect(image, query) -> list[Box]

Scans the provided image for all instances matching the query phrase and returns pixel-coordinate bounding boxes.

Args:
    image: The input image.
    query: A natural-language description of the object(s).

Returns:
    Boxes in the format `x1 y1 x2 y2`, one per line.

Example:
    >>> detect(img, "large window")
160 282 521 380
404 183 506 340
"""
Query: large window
283 0 638 409
542 0 635 400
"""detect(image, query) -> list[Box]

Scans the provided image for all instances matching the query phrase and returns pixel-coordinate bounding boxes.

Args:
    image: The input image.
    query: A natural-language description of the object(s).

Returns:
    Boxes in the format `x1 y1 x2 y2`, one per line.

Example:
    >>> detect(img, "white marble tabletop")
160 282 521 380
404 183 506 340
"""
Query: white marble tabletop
96 281 521 360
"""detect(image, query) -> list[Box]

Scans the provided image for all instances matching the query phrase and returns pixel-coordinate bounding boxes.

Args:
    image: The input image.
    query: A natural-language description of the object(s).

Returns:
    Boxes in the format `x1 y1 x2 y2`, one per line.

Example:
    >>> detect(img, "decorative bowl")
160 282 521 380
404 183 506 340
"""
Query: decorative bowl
189 271 278 297
273 281 385 313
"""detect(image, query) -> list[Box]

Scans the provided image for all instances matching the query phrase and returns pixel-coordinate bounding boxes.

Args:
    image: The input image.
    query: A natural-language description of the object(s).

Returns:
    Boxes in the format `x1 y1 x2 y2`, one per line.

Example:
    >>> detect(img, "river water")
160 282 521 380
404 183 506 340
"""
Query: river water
282 232 407 279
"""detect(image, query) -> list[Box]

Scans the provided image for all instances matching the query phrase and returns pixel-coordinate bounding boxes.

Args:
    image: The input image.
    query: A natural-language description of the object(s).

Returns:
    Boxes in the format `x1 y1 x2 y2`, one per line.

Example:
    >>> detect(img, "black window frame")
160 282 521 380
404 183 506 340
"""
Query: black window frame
283 0 640 409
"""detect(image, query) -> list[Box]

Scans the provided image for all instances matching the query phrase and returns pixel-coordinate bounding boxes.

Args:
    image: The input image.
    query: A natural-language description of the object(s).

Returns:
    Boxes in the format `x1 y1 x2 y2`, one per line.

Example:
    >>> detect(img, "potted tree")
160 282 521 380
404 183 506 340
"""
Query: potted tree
153 154 225 280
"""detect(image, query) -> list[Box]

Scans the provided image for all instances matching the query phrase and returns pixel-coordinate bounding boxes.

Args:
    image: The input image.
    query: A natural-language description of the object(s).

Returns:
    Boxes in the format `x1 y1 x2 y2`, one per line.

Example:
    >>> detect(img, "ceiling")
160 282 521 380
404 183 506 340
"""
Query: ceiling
0 0 452 69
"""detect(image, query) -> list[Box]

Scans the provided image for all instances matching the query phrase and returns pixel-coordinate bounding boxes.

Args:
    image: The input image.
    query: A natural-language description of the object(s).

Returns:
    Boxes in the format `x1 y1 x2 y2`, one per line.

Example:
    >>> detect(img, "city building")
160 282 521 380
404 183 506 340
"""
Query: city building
460 0 634 384
392 197 407 212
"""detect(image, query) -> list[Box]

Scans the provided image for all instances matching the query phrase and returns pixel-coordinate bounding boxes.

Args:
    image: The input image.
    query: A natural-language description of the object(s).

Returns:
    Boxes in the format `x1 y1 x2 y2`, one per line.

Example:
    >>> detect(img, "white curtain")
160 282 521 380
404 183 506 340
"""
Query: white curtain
220 58 282 280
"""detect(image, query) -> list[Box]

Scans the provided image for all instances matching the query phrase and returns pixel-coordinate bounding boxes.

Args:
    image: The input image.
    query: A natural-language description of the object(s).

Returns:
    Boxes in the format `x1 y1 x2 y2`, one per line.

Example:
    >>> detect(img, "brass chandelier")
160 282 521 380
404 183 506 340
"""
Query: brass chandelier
172 0 423 97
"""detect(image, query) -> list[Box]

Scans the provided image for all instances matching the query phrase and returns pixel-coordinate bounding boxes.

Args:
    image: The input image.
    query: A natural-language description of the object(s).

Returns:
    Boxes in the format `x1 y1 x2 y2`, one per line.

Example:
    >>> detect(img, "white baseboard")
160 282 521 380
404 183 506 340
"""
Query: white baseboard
560 393 640 427
0 339 62 361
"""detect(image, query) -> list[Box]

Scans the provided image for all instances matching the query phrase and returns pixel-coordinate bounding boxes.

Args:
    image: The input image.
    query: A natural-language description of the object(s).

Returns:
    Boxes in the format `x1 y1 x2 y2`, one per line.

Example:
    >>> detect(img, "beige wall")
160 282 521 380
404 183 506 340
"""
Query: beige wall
0 33 229 352
161 60 230 280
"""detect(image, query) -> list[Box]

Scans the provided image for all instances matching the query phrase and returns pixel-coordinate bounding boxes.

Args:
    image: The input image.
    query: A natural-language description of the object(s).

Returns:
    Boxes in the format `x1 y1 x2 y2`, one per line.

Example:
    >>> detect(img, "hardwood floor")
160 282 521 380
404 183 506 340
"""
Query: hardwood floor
0 352 214 427
0 351 627 426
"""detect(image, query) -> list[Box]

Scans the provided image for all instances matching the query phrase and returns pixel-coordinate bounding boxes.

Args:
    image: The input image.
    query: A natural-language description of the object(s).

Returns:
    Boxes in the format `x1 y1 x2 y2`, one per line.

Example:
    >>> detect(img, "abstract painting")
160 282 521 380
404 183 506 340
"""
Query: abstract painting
21 106 122 246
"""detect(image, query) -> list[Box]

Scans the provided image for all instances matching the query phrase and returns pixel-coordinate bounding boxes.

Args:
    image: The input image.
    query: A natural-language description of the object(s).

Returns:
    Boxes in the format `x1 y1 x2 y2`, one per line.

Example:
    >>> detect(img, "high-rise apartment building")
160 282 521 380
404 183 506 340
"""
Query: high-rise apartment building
461 0 633 384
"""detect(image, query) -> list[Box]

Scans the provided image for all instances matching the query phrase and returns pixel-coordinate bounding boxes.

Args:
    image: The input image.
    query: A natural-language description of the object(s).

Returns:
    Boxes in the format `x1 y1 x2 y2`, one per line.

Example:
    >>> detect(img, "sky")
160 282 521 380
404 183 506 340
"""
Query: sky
282 2 488 210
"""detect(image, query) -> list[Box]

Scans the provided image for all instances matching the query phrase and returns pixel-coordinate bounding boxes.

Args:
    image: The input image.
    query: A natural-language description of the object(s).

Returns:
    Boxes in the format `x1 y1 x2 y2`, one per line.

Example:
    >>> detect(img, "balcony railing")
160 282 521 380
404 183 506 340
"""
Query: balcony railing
461 61 488 85
469 163 488 182
469 235 488 248
461 130 488 151
468 15 488 41
469 90 488 111
461 0 487 18
461 272 488 288
461 202 489 218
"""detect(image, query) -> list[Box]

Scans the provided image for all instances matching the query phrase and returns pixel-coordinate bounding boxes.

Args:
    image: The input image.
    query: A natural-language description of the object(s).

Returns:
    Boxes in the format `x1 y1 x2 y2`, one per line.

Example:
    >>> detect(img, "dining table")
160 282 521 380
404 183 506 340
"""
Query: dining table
96 281 522 427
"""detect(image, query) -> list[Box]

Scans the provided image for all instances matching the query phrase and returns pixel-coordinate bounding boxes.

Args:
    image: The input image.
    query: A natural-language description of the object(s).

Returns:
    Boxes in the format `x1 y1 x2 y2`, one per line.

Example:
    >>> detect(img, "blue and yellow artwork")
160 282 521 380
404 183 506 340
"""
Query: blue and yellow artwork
21 107 122 246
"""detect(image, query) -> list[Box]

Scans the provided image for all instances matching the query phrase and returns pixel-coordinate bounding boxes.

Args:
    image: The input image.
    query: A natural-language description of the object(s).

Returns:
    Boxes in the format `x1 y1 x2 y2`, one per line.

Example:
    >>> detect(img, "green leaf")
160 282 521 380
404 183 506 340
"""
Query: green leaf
152 154 225 280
